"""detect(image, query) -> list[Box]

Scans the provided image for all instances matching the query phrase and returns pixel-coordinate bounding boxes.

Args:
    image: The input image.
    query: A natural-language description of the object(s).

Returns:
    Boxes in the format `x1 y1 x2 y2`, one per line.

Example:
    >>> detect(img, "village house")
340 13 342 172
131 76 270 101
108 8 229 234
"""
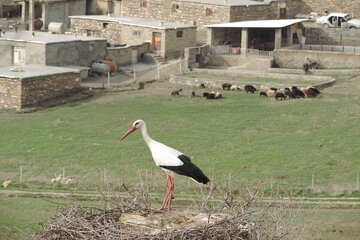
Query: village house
14 0 86 30
0 30 107 109
0 30 106 67
69 15 197 60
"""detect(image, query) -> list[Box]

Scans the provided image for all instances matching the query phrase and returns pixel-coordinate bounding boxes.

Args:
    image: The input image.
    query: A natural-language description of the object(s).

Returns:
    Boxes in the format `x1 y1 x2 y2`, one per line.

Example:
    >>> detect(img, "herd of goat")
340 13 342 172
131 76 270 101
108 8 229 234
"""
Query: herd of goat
170 82 321 100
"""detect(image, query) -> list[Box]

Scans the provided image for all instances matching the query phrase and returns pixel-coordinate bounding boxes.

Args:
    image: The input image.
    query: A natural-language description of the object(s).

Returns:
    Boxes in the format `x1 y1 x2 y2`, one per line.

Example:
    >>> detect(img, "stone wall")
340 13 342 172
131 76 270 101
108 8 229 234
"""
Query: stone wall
300 0 360 17
120 0 230 29
0 77 21 108
107 43 150 65
70 17 196 59
274 48 360 69
0 72 80 109
305 28 360 46
70 18 123 44
45 40 106 67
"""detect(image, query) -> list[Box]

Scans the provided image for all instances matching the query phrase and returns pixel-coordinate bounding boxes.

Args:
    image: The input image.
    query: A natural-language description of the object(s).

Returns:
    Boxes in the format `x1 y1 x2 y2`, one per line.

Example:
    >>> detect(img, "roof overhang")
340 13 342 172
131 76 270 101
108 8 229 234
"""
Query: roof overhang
205 19 308 29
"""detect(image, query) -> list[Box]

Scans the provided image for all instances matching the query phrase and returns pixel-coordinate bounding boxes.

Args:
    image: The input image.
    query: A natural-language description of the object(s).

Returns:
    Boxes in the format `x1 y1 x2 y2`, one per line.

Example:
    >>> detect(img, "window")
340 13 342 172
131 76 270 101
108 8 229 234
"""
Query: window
206 8 213 16
13 46 26 65
140 0 147 7
172 4 179 12
103 22 109 28
176 30 183 38
133 30 141 37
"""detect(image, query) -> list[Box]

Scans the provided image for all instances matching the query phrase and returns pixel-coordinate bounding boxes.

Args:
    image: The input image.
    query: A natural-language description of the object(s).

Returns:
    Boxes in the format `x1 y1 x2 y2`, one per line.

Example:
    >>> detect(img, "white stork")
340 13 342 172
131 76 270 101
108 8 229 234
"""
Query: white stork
120 119 210 210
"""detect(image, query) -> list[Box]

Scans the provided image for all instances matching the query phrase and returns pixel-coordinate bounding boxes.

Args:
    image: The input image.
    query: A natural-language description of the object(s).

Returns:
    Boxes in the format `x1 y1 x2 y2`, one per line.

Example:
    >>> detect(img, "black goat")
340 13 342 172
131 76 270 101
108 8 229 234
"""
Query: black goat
244 85 257 94
291 86 305 98
259 91 268 97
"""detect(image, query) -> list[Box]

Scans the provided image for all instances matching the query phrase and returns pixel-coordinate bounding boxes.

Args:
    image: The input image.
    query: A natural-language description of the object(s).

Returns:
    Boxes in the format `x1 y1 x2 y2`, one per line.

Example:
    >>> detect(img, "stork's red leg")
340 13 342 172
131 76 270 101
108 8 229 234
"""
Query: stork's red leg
161 175 171 210
167 175 175 210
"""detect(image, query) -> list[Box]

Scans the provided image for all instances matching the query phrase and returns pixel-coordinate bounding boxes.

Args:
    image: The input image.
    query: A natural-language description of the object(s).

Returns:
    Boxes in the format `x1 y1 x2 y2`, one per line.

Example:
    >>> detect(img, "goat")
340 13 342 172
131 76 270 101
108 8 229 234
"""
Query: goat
274 92 286 100
304 86 321 98
259 91 268 97
215 92 223 99
191 91 196 98
244 85 257 93
267 89 277 97
137 81 145 90
269 87 278 91
2 179 11 188
230 85 241 91
170 88 182 96
284 87 296 99
222 83 232 90
203 92 216 99
200 83 206 88
291 86 305 98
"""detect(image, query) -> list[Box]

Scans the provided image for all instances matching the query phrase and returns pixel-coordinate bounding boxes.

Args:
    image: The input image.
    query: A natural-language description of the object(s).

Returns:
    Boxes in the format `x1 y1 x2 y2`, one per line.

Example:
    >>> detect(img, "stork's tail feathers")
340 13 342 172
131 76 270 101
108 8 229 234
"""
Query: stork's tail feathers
160 155 210 184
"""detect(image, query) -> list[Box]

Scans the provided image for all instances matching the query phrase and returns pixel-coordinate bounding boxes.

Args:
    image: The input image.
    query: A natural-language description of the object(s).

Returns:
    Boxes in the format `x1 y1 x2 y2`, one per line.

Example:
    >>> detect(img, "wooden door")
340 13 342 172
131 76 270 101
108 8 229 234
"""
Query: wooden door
152 32 161 51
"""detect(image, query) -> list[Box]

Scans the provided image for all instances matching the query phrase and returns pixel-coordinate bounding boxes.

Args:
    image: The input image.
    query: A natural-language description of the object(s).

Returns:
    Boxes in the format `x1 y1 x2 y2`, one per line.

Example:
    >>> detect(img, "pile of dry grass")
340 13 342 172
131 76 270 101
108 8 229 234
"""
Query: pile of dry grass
34 180 301 240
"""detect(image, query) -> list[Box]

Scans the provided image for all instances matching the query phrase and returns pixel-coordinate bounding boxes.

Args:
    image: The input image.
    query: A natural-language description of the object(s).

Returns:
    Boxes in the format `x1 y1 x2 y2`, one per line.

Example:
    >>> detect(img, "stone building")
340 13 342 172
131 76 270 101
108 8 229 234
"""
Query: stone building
0 30 107 67
69 15 197 59
15 0 86 30
0 65 81 109
95 0 302 42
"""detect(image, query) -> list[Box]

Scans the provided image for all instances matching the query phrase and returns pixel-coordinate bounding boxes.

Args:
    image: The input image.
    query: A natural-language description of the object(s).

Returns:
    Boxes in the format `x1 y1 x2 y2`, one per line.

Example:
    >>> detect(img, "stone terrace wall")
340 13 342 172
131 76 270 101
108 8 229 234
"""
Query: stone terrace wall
305 28 360 46
0 77 21 109
300 0 360 17
274 49 360 69
21 72 81 108
0 72 80 109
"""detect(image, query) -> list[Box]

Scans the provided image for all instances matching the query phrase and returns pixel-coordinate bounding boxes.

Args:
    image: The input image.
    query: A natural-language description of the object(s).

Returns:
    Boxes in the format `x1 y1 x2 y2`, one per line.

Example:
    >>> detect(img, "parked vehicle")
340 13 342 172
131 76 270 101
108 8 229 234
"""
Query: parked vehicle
316 13 360 29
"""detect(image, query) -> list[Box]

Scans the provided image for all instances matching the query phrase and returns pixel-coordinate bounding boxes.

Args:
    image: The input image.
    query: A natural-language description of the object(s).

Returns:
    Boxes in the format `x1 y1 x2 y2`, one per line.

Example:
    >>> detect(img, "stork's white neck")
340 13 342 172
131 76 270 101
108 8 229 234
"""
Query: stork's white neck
139 123 153 146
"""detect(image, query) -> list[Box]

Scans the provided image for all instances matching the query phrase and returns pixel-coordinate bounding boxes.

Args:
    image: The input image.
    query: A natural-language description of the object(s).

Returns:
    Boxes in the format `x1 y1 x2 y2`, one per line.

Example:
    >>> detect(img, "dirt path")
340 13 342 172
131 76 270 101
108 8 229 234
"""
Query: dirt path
1 189 360 207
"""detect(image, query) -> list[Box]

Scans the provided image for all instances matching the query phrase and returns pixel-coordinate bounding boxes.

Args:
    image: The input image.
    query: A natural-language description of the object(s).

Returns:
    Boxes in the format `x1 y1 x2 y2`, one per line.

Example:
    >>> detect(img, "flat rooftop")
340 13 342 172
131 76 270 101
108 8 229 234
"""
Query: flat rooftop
0 65 81 79
69 15 196 29
205 19 308 28
179 0 272 6
0 31 106 44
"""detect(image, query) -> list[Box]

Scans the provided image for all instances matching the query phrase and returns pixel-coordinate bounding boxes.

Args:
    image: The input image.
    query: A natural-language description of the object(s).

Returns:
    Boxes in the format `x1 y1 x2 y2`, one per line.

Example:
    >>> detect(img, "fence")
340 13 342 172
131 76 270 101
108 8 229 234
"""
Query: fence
2 164 360 197
285 44 360 53
81 59 187 89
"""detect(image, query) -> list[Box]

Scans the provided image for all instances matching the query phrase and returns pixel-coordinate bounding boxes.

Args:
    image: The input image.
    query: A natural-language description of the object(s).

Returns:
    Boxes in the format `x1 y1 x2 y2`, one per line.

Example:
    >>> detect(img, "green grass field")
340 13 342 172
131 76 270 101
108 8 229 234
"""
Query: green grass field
1 77 359 193
1 74 360 239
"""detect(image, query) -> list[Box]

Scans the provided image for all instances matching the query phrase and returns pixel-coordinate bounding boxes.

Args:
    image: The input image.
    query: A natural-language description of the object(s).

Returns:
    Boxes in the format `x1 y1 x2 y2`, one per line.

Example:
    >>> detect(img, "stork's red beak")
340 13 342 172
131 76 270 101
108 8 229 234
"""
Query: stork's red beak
120 126 137 141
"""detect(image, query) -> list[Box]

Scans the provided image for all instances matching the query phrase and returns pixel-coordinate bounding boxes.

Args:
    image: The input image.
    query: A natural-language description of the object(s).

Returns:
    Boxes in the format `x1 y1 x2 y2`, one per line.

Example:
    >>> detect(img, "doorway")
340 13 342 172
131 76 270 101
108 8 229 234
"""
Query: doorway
152 32 161 51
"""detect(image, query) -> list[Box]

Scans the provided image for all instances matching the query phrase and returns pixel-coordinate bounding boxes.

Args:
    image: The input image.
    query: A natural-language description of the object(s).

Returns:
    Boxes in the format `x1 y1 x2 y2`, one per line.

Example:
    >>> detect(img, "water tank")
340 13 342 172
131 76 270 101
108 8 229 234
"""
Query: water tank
48 22 65 34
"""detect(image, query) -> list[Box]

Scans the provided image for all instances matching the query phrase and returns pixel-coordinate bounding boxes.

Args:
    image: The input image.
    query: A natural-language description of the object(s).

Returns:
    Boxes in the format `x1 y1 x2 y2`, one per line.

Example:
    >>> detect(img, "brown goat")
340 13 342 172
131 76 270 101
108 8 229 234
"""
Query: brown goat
222 83 232 90
275 92 286 100
170 88 182 96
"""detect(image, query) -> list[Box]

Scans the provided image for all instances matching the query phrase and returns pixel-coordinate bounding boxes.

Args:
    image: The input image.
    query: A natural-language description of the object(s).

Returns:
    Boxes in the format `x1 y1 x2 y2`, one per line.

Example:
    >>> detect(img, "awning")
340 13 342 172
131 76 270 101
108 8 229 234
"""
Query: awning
205 19 308 29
